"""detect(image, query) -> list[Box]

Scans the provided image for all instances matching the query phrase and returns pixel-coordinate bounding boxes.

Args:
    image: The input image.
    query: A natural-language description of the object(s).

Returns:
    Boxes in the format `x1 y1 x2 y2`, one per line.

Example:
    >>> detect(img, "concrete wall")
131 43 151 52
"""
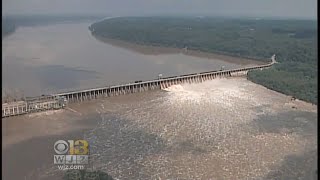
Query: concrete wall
2 56 275 118
57 62 273 103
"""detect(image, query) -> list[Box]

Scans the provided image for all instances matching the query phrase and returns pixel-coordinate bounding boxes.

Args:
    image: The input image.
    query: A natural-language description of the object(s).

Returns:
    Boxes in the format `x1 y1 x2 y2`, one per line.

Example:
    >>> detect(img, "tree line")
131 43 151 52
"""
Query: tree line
91 17 317 104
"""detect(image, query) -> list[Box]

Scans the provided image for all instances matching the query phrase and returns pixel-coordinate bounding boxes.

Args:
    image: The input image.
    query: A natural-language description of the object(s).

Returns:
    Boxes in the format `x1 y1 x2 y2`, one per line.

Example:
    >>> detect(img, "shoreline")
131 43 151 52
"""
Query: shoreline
92 34 267 66
90 33 316 105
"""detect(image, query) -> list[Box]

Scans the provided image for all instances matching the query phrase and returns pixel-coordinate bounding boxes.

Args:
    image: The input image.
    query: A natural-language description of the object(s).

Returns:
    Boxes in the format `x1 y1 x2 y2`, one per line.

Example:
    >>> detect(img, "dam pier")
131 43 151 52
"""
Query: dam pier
2 55 276 118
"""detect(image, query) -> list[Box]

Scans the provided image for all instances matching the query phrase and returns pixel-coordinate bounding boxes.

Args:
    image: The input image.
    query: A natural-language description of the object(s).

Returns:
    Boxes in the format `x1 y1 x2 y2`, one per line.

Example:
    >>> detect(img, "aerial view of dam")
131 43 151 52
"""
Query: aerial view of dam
2 1 317 179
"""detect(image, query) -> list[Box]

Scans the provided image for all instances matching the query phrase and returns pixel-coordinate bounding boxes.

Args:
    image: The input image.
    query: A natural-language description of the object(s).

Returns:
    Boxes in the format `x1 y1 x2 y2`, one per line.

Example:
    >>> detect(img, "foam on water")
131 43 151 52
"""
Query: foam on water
78 78 317 180
164 84 204 104
163 78 257 108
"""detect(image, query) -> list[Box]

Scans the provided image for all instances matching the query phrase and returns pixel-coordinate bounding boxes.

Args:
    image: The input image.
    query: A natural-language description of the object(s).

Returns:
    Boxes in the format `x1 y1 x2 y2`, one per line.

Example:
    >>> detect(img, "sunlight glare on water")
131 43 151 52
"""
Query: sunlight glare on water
79 78 316 180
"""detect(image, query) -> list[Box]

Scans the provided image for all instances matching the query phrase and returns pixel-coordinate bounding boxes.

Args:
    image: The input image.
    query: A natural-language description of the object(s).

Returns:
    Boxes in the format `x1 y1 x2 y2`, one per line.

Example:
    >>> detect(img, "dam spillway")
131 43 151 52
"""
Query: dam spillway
2 55 276 118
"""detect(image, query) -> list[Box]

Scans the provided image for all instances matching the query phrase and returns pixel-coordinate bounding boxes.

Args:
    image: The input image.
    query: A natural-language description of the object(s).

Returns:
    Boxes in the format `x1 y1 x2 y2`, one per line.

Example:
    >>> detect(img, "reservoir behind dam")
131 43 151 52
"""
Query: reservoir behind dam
3 21 262 97
2 20 317 180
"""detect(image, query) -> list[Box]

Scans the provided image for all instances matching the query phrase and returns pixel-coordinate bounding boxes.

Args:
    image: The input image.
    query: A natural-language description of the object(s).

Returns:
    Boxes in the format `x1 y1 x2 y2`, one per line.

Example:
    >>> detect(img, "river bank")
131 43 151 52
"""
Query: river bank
89 16 317 104
93 35 266 66
3 22 262 98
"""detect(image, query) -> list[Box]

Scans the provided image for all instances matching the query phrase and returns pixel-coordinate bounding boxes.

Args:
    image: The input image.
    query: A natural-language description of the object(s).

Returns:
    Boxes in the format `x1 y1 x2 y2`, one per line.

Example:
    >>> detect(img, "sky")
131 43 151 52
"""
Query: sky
2 0 317 19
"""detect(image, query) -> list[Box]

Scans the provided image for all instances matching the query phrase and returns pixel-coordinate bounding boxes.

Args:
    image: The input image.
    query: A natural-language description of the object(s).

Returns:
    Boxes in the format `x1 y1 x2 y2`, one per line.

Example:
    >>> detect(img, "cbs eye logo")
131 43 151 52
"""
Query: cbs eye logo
54 140 89 155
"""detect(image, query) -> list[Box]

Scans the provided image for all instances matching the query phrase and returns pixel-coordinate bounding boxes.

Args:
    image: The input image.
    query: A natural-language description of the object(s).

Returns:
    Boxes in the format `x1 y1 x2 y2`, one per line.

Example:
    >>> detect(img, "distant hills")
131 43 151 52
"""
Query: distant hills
2 14 107 38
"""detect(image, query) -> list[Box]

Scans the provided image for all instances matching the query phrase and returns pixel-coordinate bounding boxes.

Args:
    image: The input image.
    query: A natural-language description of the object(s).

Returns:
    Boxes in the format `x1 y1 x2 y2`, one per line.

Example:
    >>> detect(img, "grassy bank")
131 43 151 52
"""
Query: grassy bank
90 17 317 104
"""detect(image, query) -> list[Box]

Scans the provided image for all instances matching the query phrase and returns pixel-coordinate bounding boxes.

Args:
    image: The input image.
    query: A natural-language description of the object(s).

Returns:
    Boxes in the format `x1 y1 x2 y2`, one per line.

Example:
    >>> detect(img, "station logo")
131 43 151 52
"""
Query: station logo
53 140 89 166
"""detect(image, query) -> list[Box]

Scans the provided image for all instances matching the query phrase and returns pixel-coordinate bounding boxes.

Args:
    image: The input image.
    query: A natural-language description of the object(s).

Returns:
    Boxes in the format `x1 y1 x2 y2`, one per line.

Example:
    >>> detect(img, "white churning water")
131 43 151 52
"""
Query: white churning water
77 78 316 180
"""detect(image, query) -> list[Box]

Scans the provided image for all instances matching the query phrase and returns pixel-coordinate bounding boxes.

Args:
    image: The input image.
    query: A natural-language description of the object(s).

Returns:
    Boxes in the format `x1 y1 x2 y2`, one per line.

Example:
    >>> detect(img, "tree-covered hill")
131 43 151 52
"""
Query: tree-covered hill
90 17 317 104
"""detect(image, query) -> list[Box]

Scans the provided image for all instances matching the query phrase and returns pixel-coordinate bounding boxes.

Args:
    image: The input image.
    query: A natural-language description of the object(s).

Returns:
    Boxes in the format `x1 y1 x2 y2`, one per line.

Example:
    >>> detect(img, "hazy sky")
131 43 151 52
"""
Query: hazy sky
3 0 317 19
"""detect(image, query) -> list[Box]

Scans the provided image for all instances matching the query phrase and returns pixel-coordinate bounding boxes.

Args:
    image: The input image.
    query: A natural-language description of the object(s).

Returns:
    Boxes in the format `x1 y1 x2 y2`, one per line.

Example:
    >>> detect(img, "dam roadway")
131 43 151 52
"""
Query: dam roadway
2 55 276 117
56 55 275 103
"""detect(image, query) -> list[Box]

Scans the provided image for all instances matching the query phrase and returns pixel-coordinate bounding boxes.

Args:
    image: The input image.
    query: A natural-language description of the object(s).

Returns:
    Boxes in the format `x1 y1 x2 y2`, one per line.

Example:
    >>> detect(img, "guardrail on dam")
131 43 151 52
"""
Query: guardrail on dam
2 55 276 118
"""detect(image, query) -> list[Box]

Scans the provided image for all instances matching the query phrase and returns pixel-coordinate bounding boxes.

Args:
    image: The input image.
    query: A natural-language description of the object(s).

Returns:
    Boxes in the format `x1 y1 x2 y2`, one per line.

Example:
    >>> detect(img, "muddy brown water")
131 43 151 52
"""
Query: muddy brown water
2 21 317 180
3 22 261 98
2 78 317 180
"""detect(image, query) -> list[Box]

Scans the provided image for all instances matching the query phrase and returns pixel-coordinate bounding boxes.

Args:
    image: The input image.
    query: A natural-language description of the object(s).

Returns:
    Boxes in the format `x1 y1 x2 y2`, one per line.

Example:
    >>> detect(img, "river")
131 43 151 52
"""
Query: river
2 20 317 180
3 21 261 98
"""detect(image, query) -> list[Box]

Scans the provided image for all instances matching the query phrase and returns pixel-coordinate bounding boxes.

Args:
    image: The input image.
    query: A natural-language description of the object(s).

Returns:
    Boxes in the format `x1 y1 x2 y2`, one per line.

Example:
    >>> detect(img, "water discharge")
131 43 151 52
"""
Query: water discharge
76 78 316 180
2 78 316 180
2 21 317 180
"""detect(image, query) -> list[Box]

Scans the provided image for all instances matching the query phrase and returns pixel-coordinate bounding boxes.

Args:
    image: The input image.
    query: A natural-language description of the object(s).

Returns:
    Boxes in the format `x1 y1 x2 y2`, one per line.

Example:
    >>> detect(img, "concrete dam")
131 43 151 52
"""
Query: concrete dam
2 55 276 118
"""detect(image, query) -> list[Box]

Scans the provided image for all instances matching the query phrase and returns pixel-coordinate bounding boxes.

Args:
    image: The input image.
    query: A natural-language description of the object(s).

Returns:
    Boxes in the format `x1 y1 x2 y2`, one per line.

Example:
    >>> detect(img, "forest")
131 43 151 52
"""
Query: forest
91 17 317 104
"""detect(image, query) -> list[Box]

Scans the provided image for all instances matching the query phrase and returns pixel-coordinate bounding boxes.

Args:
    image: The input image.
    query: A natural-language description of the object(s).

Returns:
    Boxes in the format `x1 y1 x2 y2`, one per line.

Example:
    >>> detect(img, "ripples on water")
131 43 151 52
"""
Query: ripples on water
81 78 317 180
3 22 316 180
